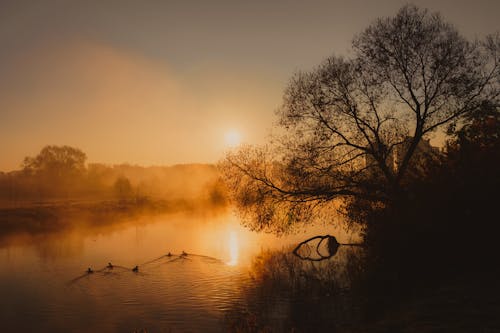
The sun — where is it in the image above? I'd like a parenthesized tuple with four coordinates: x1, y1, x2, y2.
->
(224, 129, 242, 147)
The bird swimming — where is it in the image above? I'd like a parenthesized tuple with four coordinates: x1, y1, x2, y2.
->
(132, 265, 139, 272)
(167, 252, 172, 257)
(87, 267, 94, 274)
(181, 251, 188, 256)
(107, 262, 113, 269)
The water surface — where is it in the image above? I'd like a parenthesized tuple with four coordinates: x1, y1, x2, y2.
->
(0, 209, 352, 332)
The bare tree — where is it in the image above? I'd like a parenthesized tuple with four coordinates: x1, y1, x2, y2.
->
(220, 5, 499, 233)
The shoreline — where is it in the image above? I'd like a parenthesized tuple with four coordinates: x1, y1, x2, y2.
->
(0, 198, 228, 238)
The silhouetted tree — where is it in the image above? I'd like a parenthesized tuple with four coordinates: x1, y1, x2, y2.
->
(22, 145, 87, 178)
(449, 100, 500, 153)
(221, 5, 499, 233)
(22, 145, 87, 197)
(113, 176, 133, 201)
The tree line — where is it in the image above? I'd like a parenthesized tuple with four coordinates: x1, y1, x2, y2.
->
(0, 145, 225, 206)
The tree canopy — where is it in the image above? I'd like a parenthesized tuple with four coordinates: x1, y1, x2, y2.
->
(22, 145, 87, 178)
(220, 5, 499, 234)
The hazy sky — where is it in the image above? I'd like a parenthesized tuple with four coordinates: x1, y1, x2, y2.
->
(1, 0, 499, 171)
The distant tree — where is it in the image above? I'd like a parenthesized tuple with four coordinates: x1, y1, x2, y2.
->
(21, 145, 87, 197)
(221, 5, 499, 233)
(22, 145, 87, 178)
(204, 179, 228, 206)
(113, 176, 133, 201)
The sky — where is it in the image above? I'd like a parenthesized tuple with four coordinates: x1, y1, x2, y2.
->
(0, 0, 499, 171)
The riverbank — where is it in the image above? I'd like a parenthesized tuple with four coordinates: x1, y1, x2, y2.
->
(223, 247, 500, 332)
(351, 271, 500, 333)
(0, 198, 228, 238)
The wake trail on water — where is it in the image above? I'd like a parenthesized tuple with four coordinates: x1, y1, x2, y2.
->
(67, 251, 223, 285)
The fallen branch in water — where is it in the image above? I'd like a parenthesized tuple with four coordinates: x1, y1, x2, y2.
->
(292, 235, 363, 261)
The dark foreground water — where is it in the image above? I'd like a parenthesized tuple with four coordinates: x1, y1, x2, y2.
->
(0, 209, 356, 332)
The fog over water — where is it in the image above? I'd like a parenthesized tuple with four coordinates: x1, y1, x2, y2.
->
(0, 207, 357, 332)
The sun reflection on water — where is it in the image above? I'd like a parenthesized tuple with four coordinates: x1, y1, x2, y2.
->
(227, 231, 239, 266)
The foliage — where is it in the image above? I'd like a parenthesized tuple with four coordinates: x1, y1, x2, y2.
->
(354, 100, 500, 283)
(220, 5, 499, 233)
(1, 148, 227, 207)
(22, 145, 87, 178)
(18, 145, 87, 197)
(225, 248, 365, 332)
(113, 176, 133, 200)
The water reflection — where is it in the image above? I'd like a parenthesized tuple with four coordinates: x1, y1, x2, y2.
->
(0, 208, 358, 332)
(225, 247, 365, 332)
(228, 231, 239, 266)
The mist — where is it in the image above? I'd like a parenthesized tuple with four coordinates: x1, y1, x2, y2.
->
(0, 145, 228, 244)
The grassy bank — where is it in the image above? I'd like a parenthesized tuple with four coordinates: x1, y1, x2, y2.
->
(0, 197, 228, 239)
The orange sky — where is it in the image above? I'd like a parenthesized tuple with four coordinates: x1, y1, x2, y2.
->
(0, 0, 498, 171)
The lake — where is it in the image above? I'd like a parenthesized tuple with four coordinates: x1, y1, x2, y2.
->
(0, 207, 356, 332)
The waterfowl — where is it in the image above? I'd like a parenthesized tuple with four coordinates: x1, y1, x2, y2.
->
(167, 252, 172, 257)
(181, 251, 188, 256)
(107, 262, 113, 269)
(87, 267, 94, 274)
(132, 265, 139, 272)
